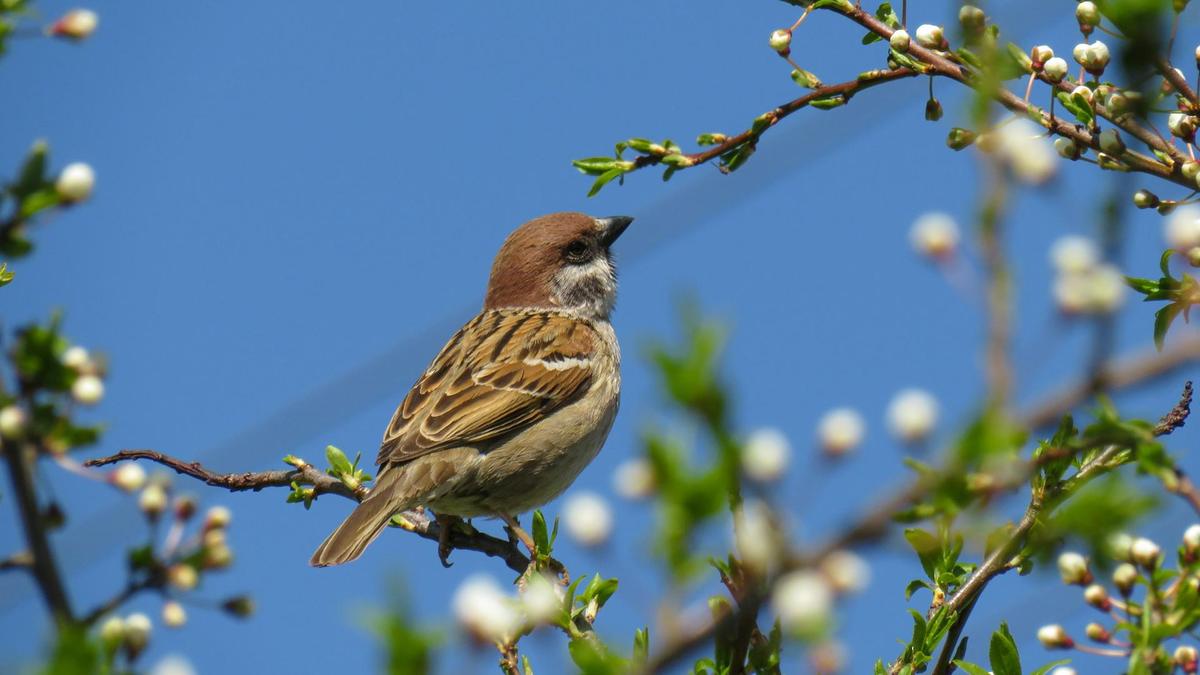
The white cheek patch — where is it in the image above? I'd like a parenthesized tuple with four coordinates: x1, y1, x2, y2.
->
(551, 257, 617, 319)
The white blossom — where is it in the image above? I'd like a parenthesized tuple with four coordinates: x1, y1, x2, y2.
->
(612, 457, 656, 500)
(909, 212, 960, 258)
(56, 162, 95, 202)
(817, 407, 865, 457)
(820, 549, 871, 594)
(742, 428, 791, 481)
(111, 463, 147, 493)
(772, 570, 832, 633)
(562, 491, 613, 547)
(161, 600, 187, 628)
(71, 374, 104, 405)
(1050, 236, 1099, 274)
(886, 389, 939, 443)
(914, 24, 944, 49)
(452, 574, 522, 641)
(1165, 206, 1200, 250)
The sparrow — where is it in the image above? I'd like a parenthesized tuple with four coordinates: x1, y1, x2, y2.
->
(311, 212, 632, 567)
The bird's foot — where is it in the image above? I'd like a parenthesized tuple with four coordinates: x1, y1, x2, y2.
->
(499, 513, 536, 554)
(434, 513, 463, 568)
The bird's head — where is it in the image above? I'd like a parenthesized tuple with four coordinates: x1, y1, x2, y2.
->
(484, 212, 633, 320)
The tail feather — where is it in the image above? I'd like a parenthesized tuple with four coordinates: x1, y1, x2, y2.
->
(310, 469, 408, 567)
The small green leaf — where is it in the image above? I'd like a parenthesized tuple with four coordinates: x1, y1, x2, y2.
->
(988, 622, 1022, 675)
(325, 445, 352, 474)
(0, 262, 12, 287)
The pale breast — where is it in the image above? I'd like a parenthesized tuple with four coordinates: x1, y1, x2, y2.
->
(429, 320, 621, 517)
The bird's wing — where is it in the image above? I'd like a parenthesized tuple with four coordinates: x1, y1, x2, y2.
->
(376, 309, 597, 466)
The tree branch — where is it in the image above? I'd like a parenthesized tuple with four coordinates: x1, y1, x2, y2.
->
(1, 441, 75, 627)
(83, 449, 534, 576)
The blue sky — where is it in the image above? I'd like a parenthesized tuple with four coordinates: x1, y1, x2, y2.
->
(2, 1, 1199, 673)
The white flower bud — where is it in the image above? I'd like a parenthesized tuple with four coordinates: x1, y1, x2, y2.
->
(890, 29, 910, 53)
(161, 600, 187, 628)
(61, 345, 91, 370)
(1075, 41, 1109, 74)
(914, 24, 945, 50)
(612, 457, 656, 499)
(887, 388, 939, 443)
(772, 570, 832, 633)
(203, 543, 233, 569)
(742, 428, 791, 481)
(0, 405, 28, 438)
(1098, 128, 1125, 155)
(1183, 523, 1200, 554)
(734, 500, 781, 574)
(820, 549, 870, 594)
(138, 483, 168, 518)
(1054, 137, 1081, 160)
(1087, 622, 1113, 642)
(1166, 206, 1200, 250)
(1043, 57, 1069, 82)
(1185, 162, 1200, 182)
(1131, 536, 1162, 568)
(769, 29, 792, 55)
(49, 9, 98, 40)
(1175, 645, 1198, 670)
(452, 574, 521, 642)
(1134, 189, 1160, 209)
(562, 491, 612, 547)
(996, 118, 1056, 183)
(1050, 668, 1078, 675)
(99, 615, 125, 648)
(1037, 624, 1074, 649)
(204, 505, 232, 530)
(1031, 45, 1054, 65)
(817, 407, 866, 457)
(1170, 111, 1197, 140)
(1073, 43, 1089, 65)
(1057, 551, 1091, 585)
(1054, 272, 1091, 315)
(1188, 246, 1200, 267)
(1050, 236, 1099, 274)
(909, 212, 960, 259)
(1113, 562, 1138, 594)
(123, 613, 152, 658)
(55, 162, 95, 202)
(1071, 85, 1094, 105)
(167, 564, 198, 591)
(1076, 1, 1100, 28)
(71, 374, 104, 405)
(1083, 584, 1111, 610)
(958, 6, 985, 32)
(1086, 264, 1126, 314)
(111, 463, 146, 493)
(520, 573, 564, 625)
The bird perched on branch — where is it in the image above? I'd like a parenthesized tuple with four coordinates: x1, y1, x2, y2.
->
(311, 212, 632, 567)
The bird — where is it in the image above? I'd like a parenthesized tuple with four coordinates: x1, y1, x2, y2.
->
(311, 212, 632, 567)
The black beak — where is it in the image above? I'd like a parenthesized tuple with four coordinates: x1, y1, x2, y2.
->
(597, 215, 634, 247)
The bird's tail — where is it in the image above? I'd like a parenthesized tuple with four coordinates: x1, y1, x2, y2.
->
(310, 467, 409, 567)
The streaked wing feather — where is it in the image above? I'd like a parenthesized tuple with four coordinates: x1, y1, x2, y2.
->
(377, 310, 595, 466)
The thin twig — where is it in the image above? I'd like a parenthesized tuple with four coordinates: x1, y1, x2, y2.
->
(84, 449, 534, 576)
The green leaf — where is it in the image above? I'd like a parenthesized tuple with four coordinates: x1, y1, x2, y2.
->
(904, 528, 941, 579)
(0, 262, 12, 287)
(325, 445, 352, 475)
(790, 68, 823, 88)
(1030, 661, 1070, 675)
(810, 94, 846, 110)
(988, 622, 1022, 675)
(532, 510, 550, 554)
(1154, 303, 1183, 350)
(587, 167, 625, 197)
(1055, 91, 1094, 126)
(11, 140, 48, 201)
(572, 157, 622, 175)
(954, 662, 992, 675)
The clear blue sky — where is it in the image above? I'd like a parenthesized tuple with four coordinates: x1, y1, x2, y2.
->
(2, 1, 1198, 672)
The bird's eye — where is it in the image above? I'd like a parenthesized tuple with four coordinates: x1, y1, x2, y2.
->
(564, 240, 591, 263)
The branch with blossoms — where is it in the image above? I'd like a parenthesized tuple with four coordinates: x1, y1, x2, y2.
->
(575, 0, 1200, 349)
